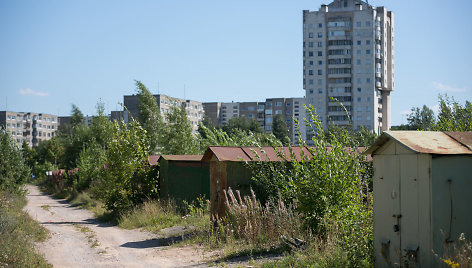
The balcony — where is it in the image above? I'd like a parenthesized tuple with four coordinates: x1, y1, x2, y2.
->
(376, 72, 382, 78)
(328, 73, 351, 79)
(376, 81, 382, 88)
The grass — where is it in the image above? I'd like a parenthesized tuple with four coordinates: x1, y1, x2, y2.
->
(118, 198, 210, 234)
(73, 224, 100, 248)
(0, 190, 51, 267)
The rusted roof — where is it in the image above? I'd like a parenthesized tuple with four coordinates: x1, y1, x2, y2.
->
(148, 155, 161, 166)
(202, 146, 315, 162)
(366, 131, 472, 155)
(160, 155, 203, 161)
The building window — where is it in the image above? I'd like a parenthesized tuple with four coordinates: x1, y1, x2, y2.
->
(319, 89, 323, 94)
(318, 23, 322, 28)
(276, 102, 283, 107)
(275, 110, 282, 115)
(309, 89, 314, 94)
(309, 42, 314, 47)
(366, 49, 371, 54)
(318, 60, 322, 65)
(366, 21, 371, 27)
(309, 23, 314, 29)
(317, 42, 322, 47)
(318, 70, 322, 75)
(357, 50, 361, 55)
(356, 21, 361, 27)
(366, 78, 371, 83)
(309, 32, 314, 38)
(309, 70, 314, 75)
(357, 40, 361, 45)
(309, 52, 314, 57)
(357, 107, 362, 112)
(357, 59, 361, 65)
(365, 59, 371, 65)
(357, 116, 362, 121)
(318, 32, 322, 37)
(309, 61, 314, 65)
(357, 88, 361, 92)
(357, 78, 362, 84)
(317, 51, 322, 56)
(357, 97, 361, 102)
(309, 79, 314, 85)
(318, 79, 322, 85)
(366, 40, 371, 45)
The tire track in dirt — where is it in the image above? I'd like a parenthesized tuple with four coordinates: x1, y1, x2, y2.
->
(23, 185, 209, 268)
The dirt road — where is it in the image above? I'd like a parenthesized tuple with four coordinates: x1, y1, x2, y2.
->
(23, 185, 210, 268)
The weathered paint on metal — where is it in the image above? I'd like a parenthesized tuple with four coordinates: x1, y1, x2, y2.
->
(202, 146, 314, 162)
(366, 131, 472, 155)
(158, 156, 209, 202)
(148, 155, 160, 166)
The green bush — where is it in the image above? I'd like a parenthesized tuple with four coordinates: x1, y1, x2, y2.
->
(248, 106, 373, 265)
(0, 129, 31, 192)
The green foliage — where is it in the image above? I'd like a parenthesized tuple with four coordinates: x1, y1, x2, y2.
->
(407, 105, 436, 130)
(248, 106, 373, 265)
(197, 124, 282, 153)
(135, 80, 165, 154)
(91, 119, 158, 213)
(272, 114, 291, 145)
(0, 129, 31, 192)
(161, 105, 199, 155)
(222, 116, 263, 134)
(71, 104, 85, 128)
(0, 191, 51, 267)
(435, 95, 472, 131)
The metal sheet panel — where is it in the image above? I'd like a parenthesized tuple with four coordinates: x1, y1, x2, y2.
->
(400, 154, 420, 265)
(367, 131, 472, 155)
(374, 155, 401, 267)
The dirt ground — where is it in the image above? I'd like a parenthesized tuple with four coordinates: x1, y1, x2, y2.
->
(23, 185, 212, 268)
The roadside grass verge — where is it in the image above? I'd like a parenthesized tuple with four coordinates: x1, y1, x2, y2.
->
(0, 190, 51, 267)
(118, 198, 210, 234)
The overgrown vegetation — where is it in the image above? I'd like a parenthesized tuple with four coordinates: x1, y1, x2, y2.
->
(0, 129, 51, 267)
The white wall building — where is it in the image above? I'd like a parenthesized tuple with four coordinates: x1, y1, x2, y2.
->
(303, 0, 394, 135)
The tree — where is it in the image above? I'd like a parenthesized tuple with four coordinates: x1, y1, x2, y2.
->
(272, 114, 290, 145)
(222, 116, 263, 134)
(407, 105, 436, 130)
(435, 95, 472, 131)
(0, 129, 30, 191)
(162, 105, 198, 155)
(135, 80, 164, 154)
(71, 104, 85, 128)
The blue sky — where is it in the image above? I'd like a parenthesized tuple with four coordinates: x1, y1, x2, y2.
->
(0, 0, 471, 126)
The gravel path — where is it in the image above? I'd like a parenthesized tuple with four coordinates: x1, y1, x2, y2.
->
(23, 185, 210, 268)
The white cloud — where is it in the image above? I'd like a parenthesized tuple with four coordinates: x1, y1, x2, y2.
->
(18, 88, 49, 97)
(432, 82, 467, 93)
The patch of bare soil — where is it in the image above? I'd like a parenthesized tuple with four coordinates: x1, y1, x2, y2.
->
(23, 185, 210, 268)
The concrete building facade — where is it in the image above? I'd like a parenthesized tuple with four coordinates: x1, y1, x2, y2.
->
(303, 0, 394, 134)
(0, 111, 58, 147)
(123, 94, 204, 133)
(203, 97, 307, 143)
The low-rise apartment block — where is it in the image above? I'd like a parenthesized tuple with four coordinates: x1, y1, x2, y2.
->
(0, 111, 58, 147)
(203, 97, 307, 143)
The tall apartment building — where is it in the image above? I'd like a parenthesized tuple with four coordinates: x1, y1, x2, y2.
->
(0, 111, 58, 147)
(123, 94, 204, 133)
(303, 0, 394, 134)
